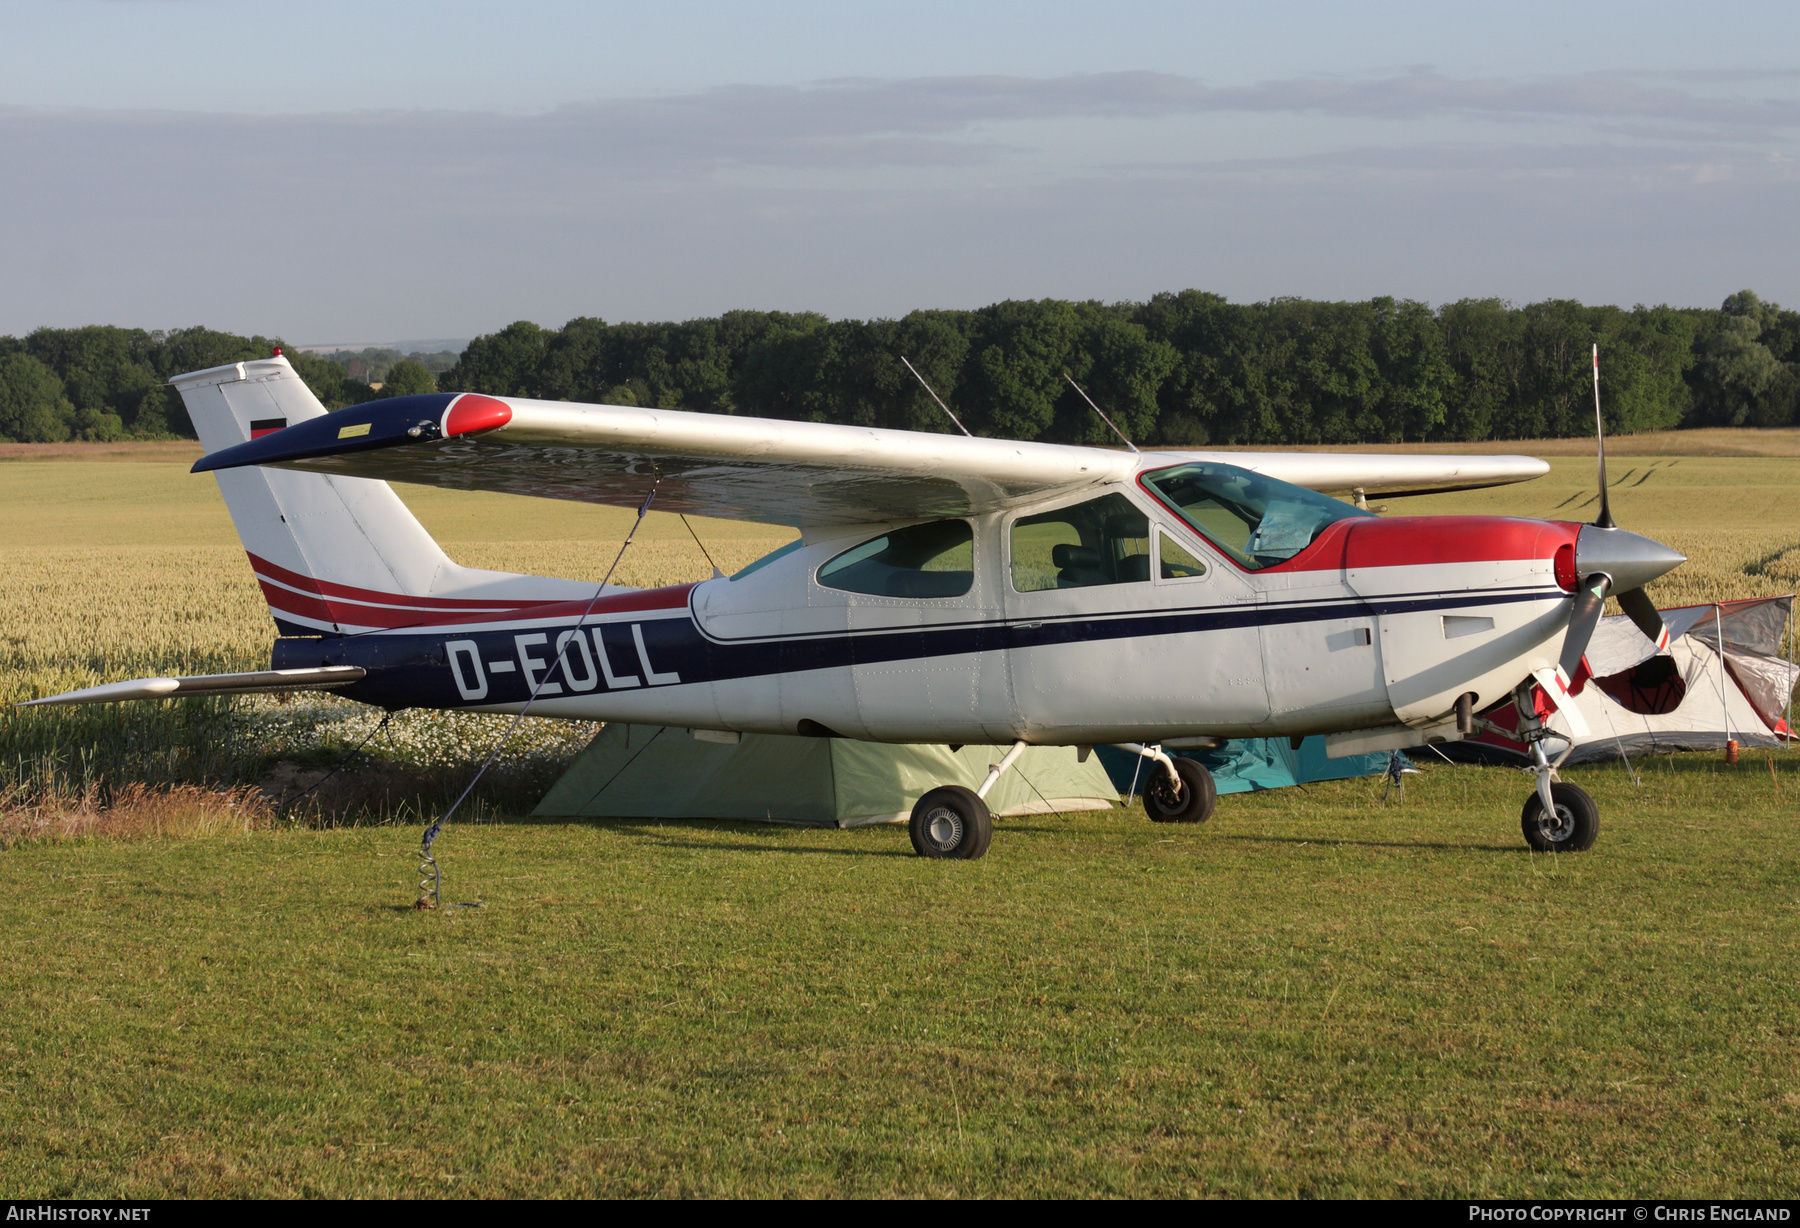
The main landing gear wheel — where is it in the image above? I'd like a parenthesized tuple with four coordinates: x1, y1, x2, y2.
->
(909, 786, 993, 860)
(1521, 781, 1599, 853)
(1145, 757, 1217, 824)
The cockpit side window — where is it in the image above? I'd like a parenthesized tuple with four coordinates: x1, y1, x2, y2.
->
(1010, 493, 1151, 592)
(1140, 462, 1372, 571)
(817, 519, 974, 598)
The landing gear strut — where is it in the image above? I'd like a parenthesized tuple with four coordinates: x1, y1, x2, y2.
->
(1116, 742, 1217, 824)
(909, 740, 1029, 859)
(1515, 686, 1599, 853)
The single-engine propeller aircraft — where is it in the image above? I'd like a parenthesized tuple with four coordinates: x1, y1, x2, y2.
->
(27, 349, 1684, 858)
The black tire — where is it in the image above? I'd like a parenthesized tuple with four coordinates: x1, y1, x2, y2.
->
(909, 786, 993, 860)
(1521, 781, 1599, 853)
(1144, 757, 1217, 824)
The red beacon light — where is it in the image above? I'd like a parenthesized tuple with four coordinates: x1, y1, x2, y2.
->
(272, 346, 284, 357)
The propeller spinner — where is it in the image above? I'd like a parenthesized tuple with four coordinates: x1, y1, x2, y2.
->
(1555, 346, 1684, 685)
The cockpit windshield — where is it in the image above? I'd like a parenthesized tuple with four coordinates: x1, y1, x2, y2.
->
(1139, 462, 1373, 570)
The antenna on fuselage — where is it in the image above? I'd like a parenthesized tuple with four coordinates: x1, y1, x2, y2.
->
(1063, 372, 1138, 453)
(900, 356, 973, 438)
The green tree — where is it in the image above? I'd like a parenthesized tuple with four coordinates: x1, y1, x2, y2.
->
(0, 353, 75, 442)
(1060, 309, 1177, 446)
(888, 311, 975, 434)
(378, 359, 436, 398)
(963, 300, 1085, 440)
(1438, 298, 1523, 440)
(726, 312, 835, 420)
(23, 326, 160, 434)
(439, 321, 549, 397)
(284, 349, 373, 410)
(1592, 305, 1695, 433)
(538, 317, 613, 403)
(1686, 292, 1795, 427)
(1133, 290, 1242, 445)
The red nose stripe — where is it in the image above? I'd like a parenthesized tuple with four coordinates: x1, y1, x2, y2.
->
(443, 394, 512, 438)
(1244, 515, 1581, 575)
(1341, 517, 1580, 569)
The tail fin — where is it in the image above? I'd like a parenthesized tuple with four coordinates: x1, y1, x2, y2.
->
(174, 356, 593, 635)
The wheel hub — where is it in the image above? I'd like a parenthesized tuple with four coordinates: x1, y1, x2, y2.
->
(925, 806, 964, 851)
(1535, 802, 1576, 842)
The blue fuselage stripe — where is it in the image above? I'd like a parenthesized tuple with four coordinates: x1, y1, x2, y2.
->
(272, 585, 1560, 711)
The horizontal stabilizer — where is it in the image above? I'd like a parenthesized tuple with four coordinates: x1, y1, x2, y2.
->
(18, 667, 366, 707)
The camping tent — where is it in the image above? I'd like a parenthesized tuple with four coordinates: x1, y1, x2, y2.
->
(1451, 594, 1797, 765)
(533, 724, 1120, 826)
(1094, 736, 1401, 796)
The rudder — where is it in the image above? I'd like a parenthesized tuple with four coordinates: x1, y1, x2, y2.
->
(173, 355, 593, 635)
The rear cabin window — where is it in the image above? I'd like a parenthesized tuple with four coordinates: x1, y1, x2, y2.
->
(1010, 493, 1152, 592)
(817, 520, 975, 598)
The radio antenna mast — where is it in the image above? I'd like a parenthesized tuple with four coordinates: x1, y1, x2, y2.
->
(1064, 372, 1138, 453)
(901, 356, 973, 437)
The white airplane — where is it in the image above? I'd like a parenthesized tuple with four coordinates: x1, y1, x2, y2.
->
(27, 353, 1683, 860)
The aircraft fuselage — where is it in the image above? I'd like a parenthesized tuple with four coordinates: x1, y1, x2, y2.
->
(272, 481, 1583, 749)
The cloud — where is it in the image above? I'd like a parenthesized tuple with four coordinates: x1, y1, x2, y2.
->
(5, 66, 1795, 188)
(0, 70, 1796, 336)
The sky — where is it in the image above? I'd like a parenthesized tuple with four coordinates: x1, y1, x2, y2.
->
(2, 0, 1797, 343)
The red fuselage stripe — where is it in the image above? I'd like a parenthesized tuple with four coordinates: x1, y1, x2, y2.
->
(256, 575, 696, 630)
(246, 551, 570, 611)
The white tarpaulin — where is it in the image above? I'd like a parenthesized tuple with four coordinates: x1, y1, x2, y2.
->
(1457, 595, 1797, 764)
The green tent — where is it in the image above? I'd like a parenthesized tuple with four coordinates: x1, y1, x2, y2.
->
(533, 725, 1120, 827)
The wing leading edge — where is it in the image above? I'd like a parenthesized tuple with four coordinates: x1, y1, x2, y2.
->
(188, 374, 1548, 530)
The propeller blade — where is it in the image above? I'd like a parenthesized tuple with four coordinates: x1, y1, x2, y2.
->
(1591, 344, 1615, 529)
(1615, 586, 1672, 651)
(1559, 576, 1608, 682)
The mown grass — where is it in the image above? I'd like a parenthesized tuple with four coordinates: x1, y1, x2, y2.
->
(2, 759, 1797, 1197)
(0, 439, 1797, 1197)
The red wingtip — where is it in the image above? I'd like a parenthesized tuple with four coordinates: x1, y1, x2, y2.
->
(442, 394, 513, 438)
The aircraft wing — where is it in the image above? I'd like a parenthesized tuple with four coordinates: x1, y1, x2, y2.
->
(190, 385, 1548, 530)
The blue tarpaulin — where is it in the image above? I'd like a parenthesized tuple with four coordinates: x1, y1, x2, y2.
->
(1093, 736, 1400, 796)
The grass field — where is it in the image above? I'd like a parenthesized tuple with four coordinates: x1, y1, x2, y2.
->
(1, 437, 1797, 1197)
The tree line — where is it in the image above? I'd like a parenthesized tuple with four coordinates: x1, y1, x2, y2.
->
(0, 328, 441, 442)
(3, 291, 1795, 446)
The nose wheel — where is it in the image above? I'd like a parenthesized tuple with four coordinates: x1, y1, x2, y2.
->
(1521, 780, 1599, 852)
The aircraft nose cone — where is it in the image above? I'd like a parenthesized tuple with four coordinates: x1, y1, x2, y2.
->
(1574, 524, 1686, 592)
